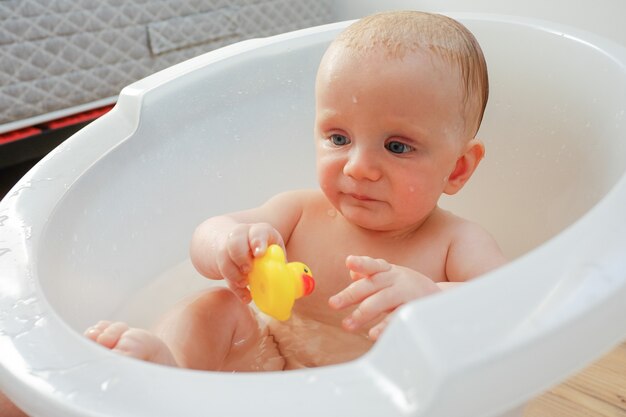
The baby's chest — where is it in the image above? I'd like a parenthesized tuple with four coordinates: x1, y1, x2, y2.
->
(288, 222, 450, 295)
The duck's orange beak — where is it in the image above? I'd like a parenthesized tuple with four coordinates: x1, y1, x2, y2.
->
(301, 273, 315, 296)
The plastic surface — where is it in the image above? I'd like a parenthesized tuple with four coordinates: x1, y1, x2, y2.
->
(0, 9, 625, 417)
(249, 244, 315, 321)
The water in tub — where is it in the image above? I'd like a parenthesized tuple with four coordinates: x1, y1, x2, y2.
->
(113, 260, 364, 369)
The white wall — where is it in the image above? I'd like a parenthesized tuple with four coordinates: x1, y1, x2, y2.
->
(331, 0, 626, 44)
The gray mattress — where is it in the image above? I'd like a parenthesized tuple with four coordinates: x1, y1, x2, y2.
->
(0, 0, 332, 132)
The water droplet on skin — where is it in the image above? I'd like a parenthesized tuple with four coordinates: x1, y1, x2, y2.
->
(327, 209, 337, 217)
(408, 186, 415, 193)
(232, 337, 247, 347)
(352, 96, 358, 104)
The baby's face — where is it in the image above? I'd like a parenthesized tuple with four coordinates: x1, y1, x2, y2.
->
(314, 45, 468, 232)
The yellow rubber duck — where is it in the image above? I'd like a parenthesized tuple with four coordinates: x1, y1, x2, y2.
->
(248, 244, 315, 321)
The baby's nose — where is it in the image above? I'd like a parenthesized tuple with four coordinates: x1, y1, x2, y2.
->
(343, 148, 382, 181)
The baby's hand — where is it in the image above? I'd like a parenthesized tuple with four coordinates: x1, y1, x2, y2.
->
(216, 223, 284, 302)
(328, 256, 440, 340)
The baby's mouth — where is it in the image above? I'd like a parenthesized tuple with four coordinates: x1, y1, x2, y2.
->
(347, 193, 378, 202)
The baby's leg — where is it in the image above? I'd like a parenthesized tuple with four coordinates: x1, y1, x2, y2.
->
(152, 287, 277, 371)
(86, 287, 278, 371)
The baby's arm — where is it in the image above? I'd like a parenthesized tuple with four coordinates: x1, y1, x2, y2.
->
(330, 222, 506, 340)
(189, 191, 306, 301)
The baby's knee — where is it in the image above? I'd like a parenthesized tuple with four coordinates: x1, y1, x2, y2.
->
(195, 287, 245, 310)
(188, 287, 254, 325)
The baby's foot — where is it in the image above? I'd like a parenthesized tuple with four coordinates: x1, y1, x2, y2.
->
(85, 320, 178, 367)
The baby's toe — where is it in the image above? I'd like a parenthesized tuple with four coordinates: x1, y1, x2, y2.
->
(113, 329, 154, 359)
(94, 322, 130, 349)
(84, 320, 112, 341)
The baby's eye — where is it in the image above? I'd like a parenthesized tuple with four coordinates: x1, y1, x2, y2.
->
(385, 140, 414, 154)
(329, 134, 350, 146)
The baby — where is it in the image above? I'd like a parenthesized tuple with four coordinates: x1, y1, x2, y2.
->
(85, 11, 506, 371)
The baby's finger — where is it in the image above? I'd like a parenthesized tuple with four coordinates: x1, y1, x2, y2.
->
(329, 277, 385, 310)
(368, 315, 392, 341)
(349, 269, 368, 281)
(226, 281, 252, 304)
(342, 287, 401, 331)
(226, 227, 254, 277)
(248, 223, 284, 257)
(346, 256, 391, 277)
(217, 255, 248, 288)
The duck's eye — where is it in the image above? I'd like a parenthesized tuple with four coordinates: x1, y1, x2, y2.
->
(385, 140, 413, 154)
(304, 268, 309, 273)
(330, 134, 350, 146)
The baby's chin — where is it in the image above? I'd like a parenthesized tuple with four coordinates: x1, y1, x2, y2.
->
(336, 206, 397, 232)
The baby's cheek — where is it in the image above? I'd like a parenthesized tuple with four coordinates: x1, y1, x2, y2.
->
(316, 164, 331, 189)
(317, 180, 331, 198)
(397, 179, 421, 200)
(317, 168, 338, 196)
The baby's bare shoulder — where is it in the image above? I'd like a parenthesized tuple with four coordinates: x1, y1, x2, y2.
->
(261, 189, 323, 212)
(269, 189, 324, 204)
(432, 208, 485, 235)
(262, 189, 331, 226)
(425, 208, 482, 237)
(438, 210, 507, 281)
(279, 189, 331, 212)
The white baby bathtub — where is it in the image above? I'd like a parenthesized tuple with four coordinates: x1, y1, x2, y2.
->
(1, 11, 626, 417)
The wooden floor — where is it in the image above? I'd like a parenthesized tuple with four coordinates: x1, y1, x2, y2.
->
(525, 341, 626, 417)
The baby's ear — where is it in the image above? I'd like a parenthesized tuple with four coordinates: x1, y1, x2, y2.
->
(443, 139, 485, 195)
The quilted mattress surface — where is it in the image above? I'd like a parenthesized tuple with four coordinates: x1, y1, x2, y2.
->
(0, 0, 332, 130)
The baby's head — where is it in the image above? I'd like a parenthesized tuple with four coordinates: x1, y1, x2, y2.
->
(317, 10, 488, 141)
(314, 11, 490, 232)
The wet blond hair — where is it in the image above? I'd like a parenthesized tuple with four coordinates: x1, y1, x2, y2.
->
(333, 11, 489, 138)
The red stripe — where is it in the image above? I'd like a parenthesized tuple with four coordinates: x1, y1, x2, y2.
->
(0, 104, 115, 145)
(44, 105, 114, 130)
(0, 127, 43, 144)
